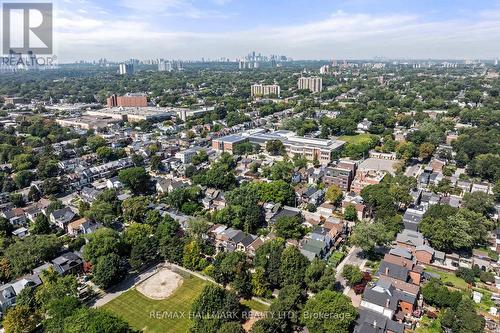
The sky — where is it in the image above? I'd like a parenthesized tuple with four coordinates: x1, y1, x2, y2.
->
(9, 0, 500, 62)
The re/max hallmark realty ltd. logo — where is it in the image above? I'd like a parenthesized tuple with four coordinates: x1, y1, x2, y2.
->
(2, 2, 56, 69)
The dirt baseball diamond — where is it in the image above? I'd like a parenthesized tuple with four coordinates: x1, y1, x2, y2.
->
(136, 267, 184, 300)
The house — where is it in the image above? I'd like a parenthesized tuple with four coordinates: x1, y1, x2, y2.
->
(341, 192, 366, 221)
(357, 118, 372, 132)
(12, 227, 28, 239)
(155, 178, 188, 194)
(0, 274, 42, 314)
(80, 186, 102, 203)
(308, 189, 325, 206)
(1, 208, 26, 226)
(106, 176, 123, 189)
(23, 205, 42, 222)
(211, 226, 257, 253)
(67, 218, 99, 236)
(415, 245, 438, 264)
(246, 238, 264, 258)
(269, 206, 301, 225)
(379, 254, 423, 285)
(402, 206, 425, 231)
(300, 238, 329, 261)
(49, 207, 77, 229)
(396, 229, 425, 253)
(354, 308, 404, 333)
(51, 252, 83, 275)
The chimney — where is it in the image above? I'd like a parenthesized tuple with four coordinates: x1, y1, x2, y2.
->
(385, 299, 390, 308)
(385, 267, 389, 275)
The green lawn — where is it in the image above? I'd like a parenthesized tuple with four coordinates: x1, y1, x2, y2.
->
(240, 299, 270, 312)
(103, 275, 207, 333)
(338, 134, 376, 144)
(416, 315, 443, 333)
(424, 267, 468, 290)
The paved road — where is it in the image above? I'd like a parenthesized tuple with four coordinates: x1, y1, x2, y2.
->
(336, 247, 364, 282)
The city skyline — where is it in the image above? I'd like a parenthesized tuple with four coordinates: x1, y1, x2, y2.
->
(12, 0, 500, 62)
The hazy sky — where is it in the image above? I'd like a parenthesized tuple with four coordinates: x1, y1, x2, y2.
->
(31, 0, 500, 61)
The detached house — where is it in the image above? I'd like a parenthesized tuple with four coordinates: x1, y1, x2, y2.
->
(50, 207, 77, 229)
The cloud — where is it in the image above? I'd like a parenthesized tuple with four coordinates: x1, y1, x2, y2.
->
(52, 4, 500, 62)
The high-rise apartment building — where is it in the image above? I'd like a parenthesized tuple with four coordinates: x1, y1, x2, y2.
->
(119, 63, 134, 75)
(158, 61, 173, 72)
(251, 84, 280, 97)
(298, 77, 323, 93)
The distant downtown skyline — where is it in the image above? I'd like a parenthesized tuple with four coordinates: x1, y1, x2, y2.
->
(21, 0, 500, 62)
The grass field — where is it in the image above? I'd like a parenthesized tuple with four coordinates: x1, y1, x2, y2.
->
(424, 267, 469, 290)
(338, 133, 376, 144)
(240, 299, 269, 312)
(103, 274, 207, 333)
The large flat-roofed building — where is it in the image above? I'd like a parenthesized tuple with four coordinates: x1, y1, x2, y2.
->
(298, 77, 323, 93)
(212, 135, 249, 153)
(56, 116, 120, 130)
(251, 84, 280, 97)
(214, 129, 345, 165)
(85, 107, 174, 123)
(107, 93, 147, 108)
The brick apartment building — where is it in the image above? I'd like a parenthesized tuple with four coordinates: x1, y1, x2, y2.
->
(323, 160, 357, 191)
(107, 93, 148, 108)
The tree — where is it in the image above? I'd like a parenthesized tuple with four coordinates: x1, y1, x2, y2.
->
(441, 297, 485, 333)
(183, 240, 203, 270)
(257, 285, 307, 333)
(30, 213, 51, 234)
(156, 216, 185, 264)
(418, 142, 435, 160)
(349, 221, 392, 253)
(43, 295, 82, 333)
(144, 209, 162, 228)
(421, 278, 462, 308)
(122, 196, 150, 223)
(325, 185, 343, 205)
(252, 180, 296, 206)
(252, 267, 271, 297)
(92, 253, 125, 289)
(87, 135, 107, 152)
(341, 264, 363, 286)
(129, 235, 157, 270)
(216, 322, 244, 333)
(343, 204, 357, 221)
(266, 140, 285, 155)
(83, 228, 123, 264)
(419, 208, 492, 252)
(275, 216, 305, 240)
(4, 234, 62, 278)
(279, 246, 310, 287)
(3, 305, 40, 333)
(9, 192, 24, 207)
(150, 155, 163, 171)
(301, 290, 356, 333)
(190, 284, 241, 333)
(13, 170, 34, 189)
(254, 239, 285, 289)
(463, 191, 495, 216)
(64, 307, 132, 333)
(305, 258, 336, 292)
(118, 167, 151, 194)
